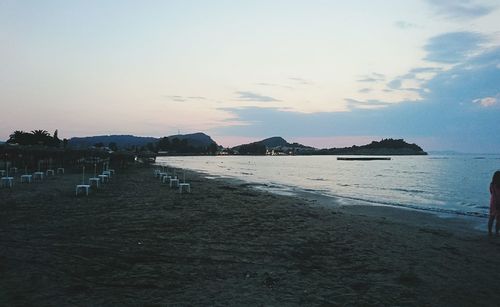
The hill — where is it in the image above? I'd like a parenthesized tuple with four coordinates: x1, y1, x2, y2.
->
(232, 136, 314, 154)
(167, 132, 217, 147)
(312, 138, 427, 155)
(68, 135, 158, 149)
(68, 132, 219, 150)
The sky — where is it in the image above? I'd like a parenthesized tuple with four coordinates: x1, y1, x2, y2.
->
(0, 0, 499, 152)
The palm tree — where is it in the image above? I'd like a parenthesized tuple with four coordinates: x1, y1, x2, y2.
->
(31, 130, 51, 145)
(7, 130, 31, 145)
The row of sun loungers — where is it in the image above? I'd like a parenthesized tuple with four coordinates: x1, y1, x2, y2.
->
(75, 165, 115, 196)
(0, 167, 65, 188)
(154, 167, 191, 193)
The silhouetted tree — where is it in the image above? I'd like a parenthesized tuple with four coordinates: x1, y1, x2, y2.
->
(31, 130, 52, 146)
(52, 129, 61, 147)
(7, 130, 32, 145)
(157, 137, 171, 151)
(108, 142, 118, 151)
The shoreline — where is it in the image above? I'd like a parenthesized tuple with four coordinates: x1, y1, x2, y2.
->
(2, 164, 500, 305)
(182, 166, 487, 234)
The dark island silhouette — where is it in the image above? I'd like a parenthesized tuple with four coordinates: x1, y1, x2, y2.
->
(230, 137, 427, 156)
(3, 130, 427, 156)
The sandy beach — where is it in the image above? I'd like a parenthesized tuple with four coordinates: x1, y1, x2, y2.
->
(1, 164, 500, 306)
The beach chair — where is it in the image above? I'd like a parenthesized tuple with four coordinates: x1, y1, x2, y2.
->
(178, 172, 191, 193)
(1, 176, 14, 188)
(33, 171, 44, 181)
(76, 166, 91, 196)
(20, 175, 32, 183)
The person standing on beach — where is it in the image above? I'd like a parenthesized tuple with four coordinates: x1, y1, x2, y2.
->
(488, 171, 500, 236)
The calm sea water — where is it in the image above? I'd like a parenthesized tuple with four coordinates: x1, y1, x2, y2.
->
(157, 155, 500, 218)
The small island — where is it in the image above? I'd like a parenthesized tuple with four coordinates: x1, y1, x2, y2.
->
(230, 137, 427, 156)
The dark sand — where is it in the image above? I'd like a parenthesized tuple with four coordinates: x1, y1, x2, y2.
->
(1, 165, 500, 306)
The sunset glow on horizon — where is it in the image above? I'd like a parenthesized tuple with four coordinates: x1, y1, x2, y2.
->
(1, 0, 499, 152)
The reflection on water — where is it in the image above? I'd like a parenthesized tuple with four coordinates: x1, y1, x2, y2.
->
(157, 155, 500, 218)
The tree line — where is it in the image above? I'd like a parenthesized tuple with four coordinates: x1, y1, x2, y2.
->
(6, 130, 67, 148)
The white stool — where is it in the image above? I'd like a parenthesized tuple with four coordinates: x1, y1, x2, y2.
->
(1, 177, 14, 188)
(162, 175, 173, 183)
(179, 183, 191, 193)
(154, 169, 161, 177)
(20, 174, 32, 183)
(89, 177, 100, 188)
(159, 172, 167, 180)
(76, 184, 91, 196)
(46, 169, 55, 176)
(98, 174, 109, 183)
(33, 172, 44, 180)
(57, 168, 65, 174)
(103, 170, 111, 178)
(169, 178, 179, 188)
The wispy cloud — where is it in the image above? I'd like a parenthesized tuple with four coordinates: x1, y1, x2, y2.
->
(424, 32, 486, 63)
(235, 91, 280, 102)
(394, 21, 418, 29)
(256, 82, 294, 89)
(345, 98, 391, 110)
(164, 95, 207, 102)
(387, 79, 402, 90)
(473, 96, 498, 107)
(357, 73, 385, 83)
(165, 95, 187, 102)
(288, 77, 313, 85)
(214, 47, 500, 152)
(425, 0, 495, 20)
(358, 88, 372, 93)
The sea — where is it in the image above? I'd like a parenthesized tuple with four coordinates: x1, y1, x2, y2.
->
(156, 155, 500, 219)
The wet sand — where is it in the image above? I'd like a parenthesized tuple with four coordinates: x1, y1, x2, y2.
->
(1, 165, 500, 306)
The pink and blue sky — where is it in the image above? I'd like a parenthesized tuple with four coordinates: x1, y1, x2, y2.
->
(1, 0, 499, 152)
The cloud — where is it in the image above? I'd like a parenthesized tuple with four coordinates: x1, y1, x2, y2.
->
(165, 95, 186, 102)
(256, 82, 294, 89)
(164, 95, 207, 102)
(423, 32, 486, 63)
(345, 98, 391, 110)
(214, 47, 500, 152)
(235, 91, 280, 102)
(425, 0, 495, 19)
(387, 79, 402, 89)
(394, 21, 418, 29)
(473, 96, 498, 107)
(288, 77, 313, 85)
(358, 88, 372, 93)
(357, 73, 385, 83)
(410, 67, 442, 74)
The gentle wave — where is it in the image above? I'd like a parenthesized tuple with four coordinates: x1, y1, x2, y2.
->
(157, 155, 498, 219)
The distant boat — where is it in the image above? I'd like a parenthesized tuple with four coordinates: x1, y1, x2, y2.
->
(337, 157, 391, 161)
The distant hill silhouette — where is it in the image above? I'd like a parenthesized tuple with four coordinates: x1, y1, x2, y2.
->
(68, 135, 157, 149)
(167, 132, 217, 148)
(68, 132, 218, 150)
(232, 136, 314, 154)
(311, 138, 427, 155)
